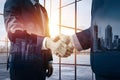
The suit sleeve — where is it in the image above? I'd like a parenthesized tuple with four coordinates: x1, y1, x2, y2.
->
(4, 0, 45, 50)
(72, 28, 92, 51)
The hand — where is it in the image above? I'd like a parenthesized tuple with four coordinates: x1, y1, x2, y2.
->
(46, 64, 53, 77)
(45, 37, 68, 56)
(45, 37, 72, 57)
(53, 34, 74, 57)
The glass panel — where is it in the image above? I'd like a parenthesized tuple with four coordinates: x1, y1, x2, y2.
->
(77, 0, 92, 30)
(0, 16, 7, 41)
(61, 27, 75, 35)
(0, 41, 8, 63)
(61, 0, 74, 7)
(61, 4, 75, 28)
(77, 66, 93, 80)
(61, 65, 74, 80)
(39, 0, 44, 6)
(0, 0, 5, 13)
(46, 0, 59, 38)
(76, 54, 90, 65)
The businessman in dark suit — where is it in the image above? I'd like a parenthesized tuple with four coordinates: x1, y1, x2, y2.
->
(3, 0, 68, 80)
(58, 0, 120, 80)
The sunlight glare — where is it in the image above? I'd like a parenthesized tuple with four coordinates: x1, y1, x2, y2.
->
(49, 22, 59, 38)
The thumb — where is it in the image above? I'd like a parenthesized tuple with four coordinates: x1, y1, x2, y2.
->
(52, 35, 60, 42)
(52, 34, 68, 42)
(59, 34, 70, 44)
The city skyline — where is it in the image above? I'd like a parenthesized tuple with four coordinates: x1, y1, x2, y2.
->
(94, 24, 120, 52)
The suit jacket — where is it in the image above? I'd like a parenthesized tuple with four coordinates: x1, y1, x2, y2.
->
(73, 0, 120, 78)
(4, 0, 52, 69)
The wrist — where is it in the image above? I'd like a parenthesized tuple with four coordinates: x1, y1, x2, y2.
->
(45, 37, 54, 50)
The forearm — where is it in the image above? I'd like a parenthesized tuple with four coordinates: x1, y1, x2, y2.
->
(72, 28, 92, 51)
(71, 34, 83, 51)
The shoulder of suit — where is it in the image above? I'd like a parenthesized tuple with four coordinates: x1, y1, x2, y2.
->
(39, 4, 47, 13)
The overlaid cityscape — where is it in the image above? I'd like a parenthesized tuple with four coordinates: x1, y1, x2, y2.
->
(94, 24, 120, 52)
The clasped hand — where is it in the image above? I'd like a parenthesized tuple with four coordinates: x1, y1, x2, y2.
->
(46, 34, 74, 57)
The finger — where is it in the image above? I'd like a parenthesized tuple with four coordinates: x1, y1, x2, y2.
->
(61, 53, 71, 57)
(57, 54, 69, 57)
(63, 53, 71, 57)
(67, 43, 74, 50)
(67, 47, 73, 53)
(55, 43, 67, 55)
(64, 52, 72, 57)
(55, 52, 58, 55)
(59, 34, 70, 44)
(55, 46, 72, 57)
(58, 51, 72, 57)
(67, 48, 73, 53)
(55, 50, 65, 57)
(56, 52, 67, 57)
(56, 52, 65, 57)
(52, 35, 60, 42)
(66, 51, 72, 55)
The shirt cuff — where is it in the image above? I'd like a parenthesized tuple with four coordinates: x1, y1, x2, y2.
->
(71, 34, 83, 51)
(41, 37, 48, 50)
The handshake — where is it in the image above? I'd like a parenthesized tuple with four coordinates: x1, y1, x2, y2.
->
(46, 34, 74, 57)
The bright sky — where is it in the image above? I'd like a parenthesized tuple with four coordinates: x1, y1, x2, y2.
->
(0, 0, 92, 39)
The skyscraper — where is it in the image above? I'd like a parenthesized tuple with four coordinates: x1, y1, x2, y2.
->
(118, 39, 120, 50)
(99, 37, 105, 50)
(93, 24, 98, 51)
(113, 35, 119, 49)
(105, 25, 113, 50)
